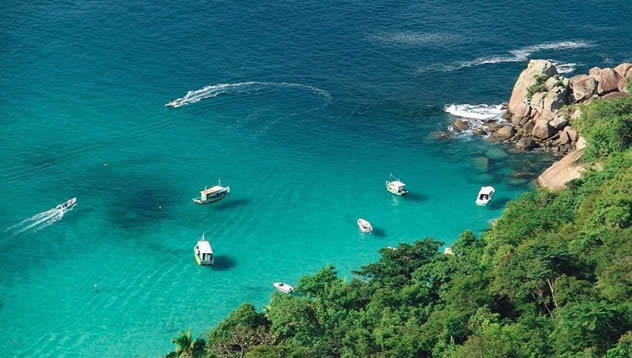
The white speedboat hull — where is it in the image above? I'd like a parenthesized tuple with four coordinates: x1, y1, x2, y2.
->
(273, 282, 294, 294)
(357, 218, 373, 233)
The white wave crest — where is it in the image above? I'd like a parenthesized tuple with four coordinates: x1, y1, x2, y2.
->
(444, 104, 507, 137)
(371, 31, 463, 46)
(166, 81, 332, 108)
(445, 104, 505, 120)
(418, 40, 593, 73)
(548, 59, 578, 74)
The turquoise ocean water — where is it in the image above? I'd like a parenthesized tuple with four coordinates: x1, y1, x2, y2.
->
(1, 1, 631, 356)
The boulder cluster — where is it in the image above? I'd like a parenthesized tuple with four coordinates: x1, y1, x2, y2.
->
(451, 60, 631, 155)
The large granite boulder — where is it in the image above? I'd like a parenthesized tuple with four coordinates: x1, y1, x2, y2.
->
(543, 85, 570, 111)
(532, 119, 554, 139)
(490, 125, 516, 141)
(570, 74, 597, 102)
(516, 137, 536, 150)
(508, 60, 558, 125)
(536, 136, 589, 191)
(549, 113, 569, 130)
(614, 63, 632, 78)
(452, 119, 470, 130)
(618, 67, 632, 93)
(589, 67, 620, 95)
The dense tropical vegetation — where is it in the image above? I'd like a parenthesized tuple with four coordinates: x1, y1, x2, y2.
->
(167, 91, 632, 358)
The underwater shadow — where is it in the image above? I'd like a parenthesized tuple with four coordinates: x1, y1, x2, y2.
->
(404, 193, 427, 202)
(214, 199, 251, 211)
(489, 198, 511, 210)
(372, 228, 386, 238)
(212, 255, 237, 271)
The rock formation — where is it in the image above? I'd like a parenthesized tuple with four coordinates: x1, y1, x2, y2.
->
(449, 60, 631, 156)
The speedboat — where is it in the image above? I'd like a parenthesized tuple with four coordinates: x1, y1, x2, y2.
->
(475, 186, 495, 206)
(273, 282, 294, 294)
(56, 197, 77, 210)
(194, 233, 214, 266)
(357, 218, 373, 233)
(193, 181, 230, 204)
(165, 98, 184, 107)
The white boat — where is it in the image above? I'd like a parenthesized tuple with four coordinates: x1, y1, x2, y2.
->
(165, 98, 184, 107)
(273, 282, 294, 294)
(386, 179, 408, 195)
(194, 233, 214, 266)
(475, 186, 495, 206)
(55, 197, 77, 210)
(193, 181, 230, 204)
(357, 218, 373, 233)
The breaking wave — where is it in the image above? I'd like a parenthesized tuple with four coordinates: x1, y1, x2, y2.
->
(548, 59, 578, 74)
(444, 104, 508, 137)
(418, 40, 593, 73)
(166, 82, 332, 108)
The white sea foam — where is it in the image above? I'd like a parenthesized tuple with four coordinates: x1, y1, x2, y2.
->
(418, 40, 593, 73)
(548, 59, 578, 74)
(166, 81, 332, 108)
(444, 104, 507, 137)
(371, 31, 463, 46)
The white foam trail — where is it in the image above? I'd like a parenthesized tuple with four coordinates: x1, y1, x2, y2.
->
(371, 31, 463, 46)
(166, 81, 332, 108)
(444, 104, 507, 137)
(6, 204, 75, 236)
(418, 40, 593, 73)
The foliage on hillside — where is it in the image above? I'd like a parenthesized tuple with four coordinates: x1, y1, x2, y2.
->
(167, 94, 632, 358)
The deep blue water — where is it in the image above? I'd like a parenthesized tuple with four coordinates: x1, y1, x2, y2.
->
(1, 0, 631, 356)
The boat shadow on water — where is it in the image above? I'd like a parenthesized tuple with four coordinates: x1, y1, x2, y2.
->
(213, 199, 251, 211)
(488, 197, 511, 210)
(372, 228, 386, 238)
(212, 255, 237, 271)
(403, 193, 427, 202)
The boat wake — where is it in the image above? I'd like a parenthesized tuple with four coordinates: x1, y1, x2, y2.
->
(166, 81, 332, 108)
(6, 203, 76, 236)
(370, 31, 463, 47)
(417, 40, 593, 73)
(444, 104, 507, 137)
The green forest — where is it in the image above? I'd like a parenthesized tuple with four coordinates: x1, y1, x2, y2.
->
(166, 89, 632, 358)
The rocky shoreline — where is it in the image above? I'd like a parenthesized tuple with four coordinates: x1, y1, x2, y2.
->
(449, 60, 631, 156)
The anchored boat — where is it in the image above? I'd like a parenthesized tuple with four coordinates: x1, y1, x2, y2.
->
(357, 218, 373, 233)
(193, 181, 230, 204)
(475, 186, 495, 206)
(194, 233, 214, 266)
(273, 282, 294, 294)
(386, 174, 408, 195)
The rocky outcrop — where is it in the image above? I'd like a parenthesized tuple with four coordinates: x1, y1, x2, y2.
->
(500, 60, 629, 155)
(452, 119, 470, 130)
(536, 137, 588, 191)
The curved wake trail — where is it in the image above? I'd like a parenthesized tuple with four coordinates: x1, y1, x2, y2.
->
(6, 204, 75, 237)
(166, 81, 332, 108)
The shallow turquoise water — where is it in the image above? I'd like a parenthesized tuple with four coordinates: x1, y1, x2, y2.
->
(1, 0, 631, 356)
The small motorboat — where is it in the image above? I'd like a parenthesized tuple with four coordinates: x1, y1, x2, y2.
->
(475, 186, 495, 206)
(273, 282, 294, 294)
(165, 98, 184, 107)
(193, 180, 230, 204)
(56, 197, 77, 210)
(194, 233, 214, 266)
(357, 218, 373, 233)
(386, 175, 408, 195)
